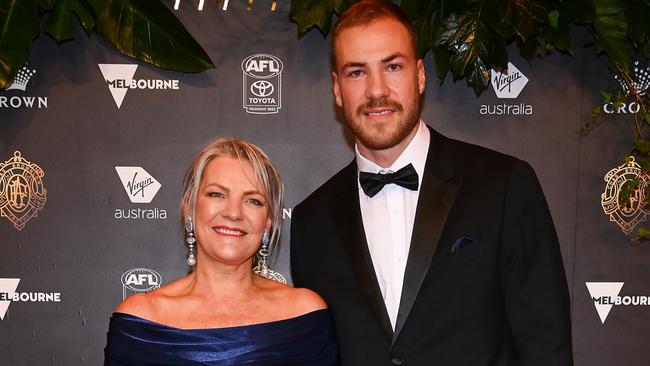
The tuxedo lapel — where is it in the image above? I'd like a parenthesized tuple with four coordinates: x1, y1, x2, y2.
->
(392, 128, 462, 344)
(327, 161, 394, 339)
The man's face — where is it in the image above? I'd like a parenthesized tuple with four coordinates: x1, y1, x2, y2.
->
(332, 17, 425, 152)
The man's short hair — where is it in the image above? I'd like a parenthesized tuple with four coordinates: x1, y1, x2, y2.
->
(331, 0, 418, 68)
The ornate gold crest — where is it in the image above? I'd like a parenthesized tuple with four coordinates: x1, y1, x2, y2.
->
(601, 156, 650, 235)
(0, 151, 47, 230)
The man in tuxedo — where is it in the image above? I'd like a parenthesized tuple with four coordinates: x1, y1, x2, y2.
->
(290, 1, 573, 365)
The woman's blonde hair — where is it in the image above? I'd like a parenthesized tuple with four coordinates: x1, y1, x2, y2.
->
(180, 137, 284, 256)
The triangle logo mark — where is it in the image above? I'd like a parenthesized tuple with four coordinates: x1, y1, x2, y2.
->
(586, 282, 624, 324)
(0, 279, 20, 320)
(98, 64, 138, 109)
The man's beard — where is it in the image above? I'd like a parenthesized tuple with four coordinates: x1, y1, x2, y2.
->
(344, 96, 420, 150)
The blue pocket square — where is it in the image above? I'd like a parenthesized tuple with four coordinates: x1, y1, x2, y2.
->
(450, 236, 476, 253)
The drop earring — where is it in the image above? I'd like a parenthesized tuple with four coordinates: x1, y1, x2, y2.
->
(253, 229, 286, 284)
(185, 218, 196, 266)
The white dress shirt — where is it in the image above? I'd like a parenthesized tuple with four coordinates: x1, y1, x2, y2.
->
(355, 121, 430, 329)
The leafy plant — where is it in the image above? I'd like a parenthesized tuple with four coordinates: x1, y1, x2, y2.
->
(0, 0, 214, 89)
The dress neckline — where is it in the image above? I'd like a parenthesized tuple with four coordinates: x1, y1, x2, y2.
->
(111, 308, 328, 331)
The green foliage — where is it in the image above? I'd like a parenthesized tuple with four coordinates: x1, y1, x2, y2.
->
(95, 0, 213, 72)
(290, 0, 355, 37)
(543, 0, 592, 53)
(0, 0, 41, 89)
(437, 2, 508, 95)
(634, 138, 650, 153)
(592, 0, 630, 70)
(408, 0, 450, 81)
(639, 157, 650, 171)
(503, 0, 548, 42)
(626, 0, 650, 47)
(44, 0, 95, 43)
(636, 227, 650, 241)
(0, 0, 213, 88)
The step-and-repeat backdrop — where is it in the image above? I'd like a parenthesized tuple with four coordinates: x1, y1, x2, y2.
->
(1, 2, 649, 365)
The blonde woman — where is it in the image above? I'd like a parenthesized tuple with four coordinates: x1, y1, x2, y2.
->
(105, 138, 339, 365)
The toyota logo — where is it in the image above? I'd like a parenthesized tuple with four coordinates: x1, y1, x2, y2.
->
(250, 80, 274, 97)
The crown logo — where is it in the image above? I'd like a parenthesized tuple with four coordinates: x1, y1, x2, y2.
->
(5, 67, 37, 92)
(615, 61, 650, 97)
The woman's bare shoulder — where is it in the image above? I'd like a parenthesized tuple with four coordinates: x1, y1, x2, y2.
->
(114, 292, 154, 319)
(283, 286, 328, 315)
(256, 277, 328, 316)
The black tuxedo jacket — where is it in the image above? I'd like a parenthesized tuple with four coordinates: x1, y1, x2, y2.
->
(291, 127, 573, 366)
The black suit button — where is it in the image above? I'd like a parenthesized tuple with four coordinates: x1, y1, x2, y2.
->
(391, 356, 403, 365)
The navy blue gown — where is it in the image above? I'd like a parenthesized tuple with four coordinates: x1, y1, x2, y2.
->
(104, 309, 340, 365)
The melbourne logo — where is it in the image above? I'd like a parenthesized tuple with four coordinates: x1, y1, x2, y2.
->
(0, 151, 47, 230)
(603, 60, 650, 114)
(480, 62, 533, 115)
(114, 166, 166, 220)
(241, 54, 283, 114)
(0, 278, 62, 320)
(98, 64, 180, 109)
(601, 157, 650, 235)
(586, 282, 650, 323)
(1, 66, 48, 109)
(121, 268, 162, 300)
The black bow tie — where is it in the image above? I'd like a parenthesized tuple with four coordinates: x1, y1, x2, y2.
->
(359, 163, 419, 198)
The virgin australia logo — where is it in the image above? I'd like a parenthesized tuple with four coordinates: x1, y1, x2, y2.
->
(490, 62, 529, 98)
(115, 166, 161, 204)
(480, 62, 533, 115)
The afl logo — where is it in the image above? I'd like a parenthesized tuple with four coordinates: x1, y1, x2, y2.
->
(242, 54, 283, 78)
(242, 54, 283, 114)
(121, 268, 162, 296)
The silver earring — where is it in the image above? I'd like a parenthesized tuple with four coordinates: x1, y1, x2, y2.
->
(185, 218, 196, 266)
(253, 230, 286, 284)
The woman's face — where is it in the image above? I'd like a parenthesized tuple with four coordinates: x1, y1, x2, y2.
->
(193, 156, 271, 268)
